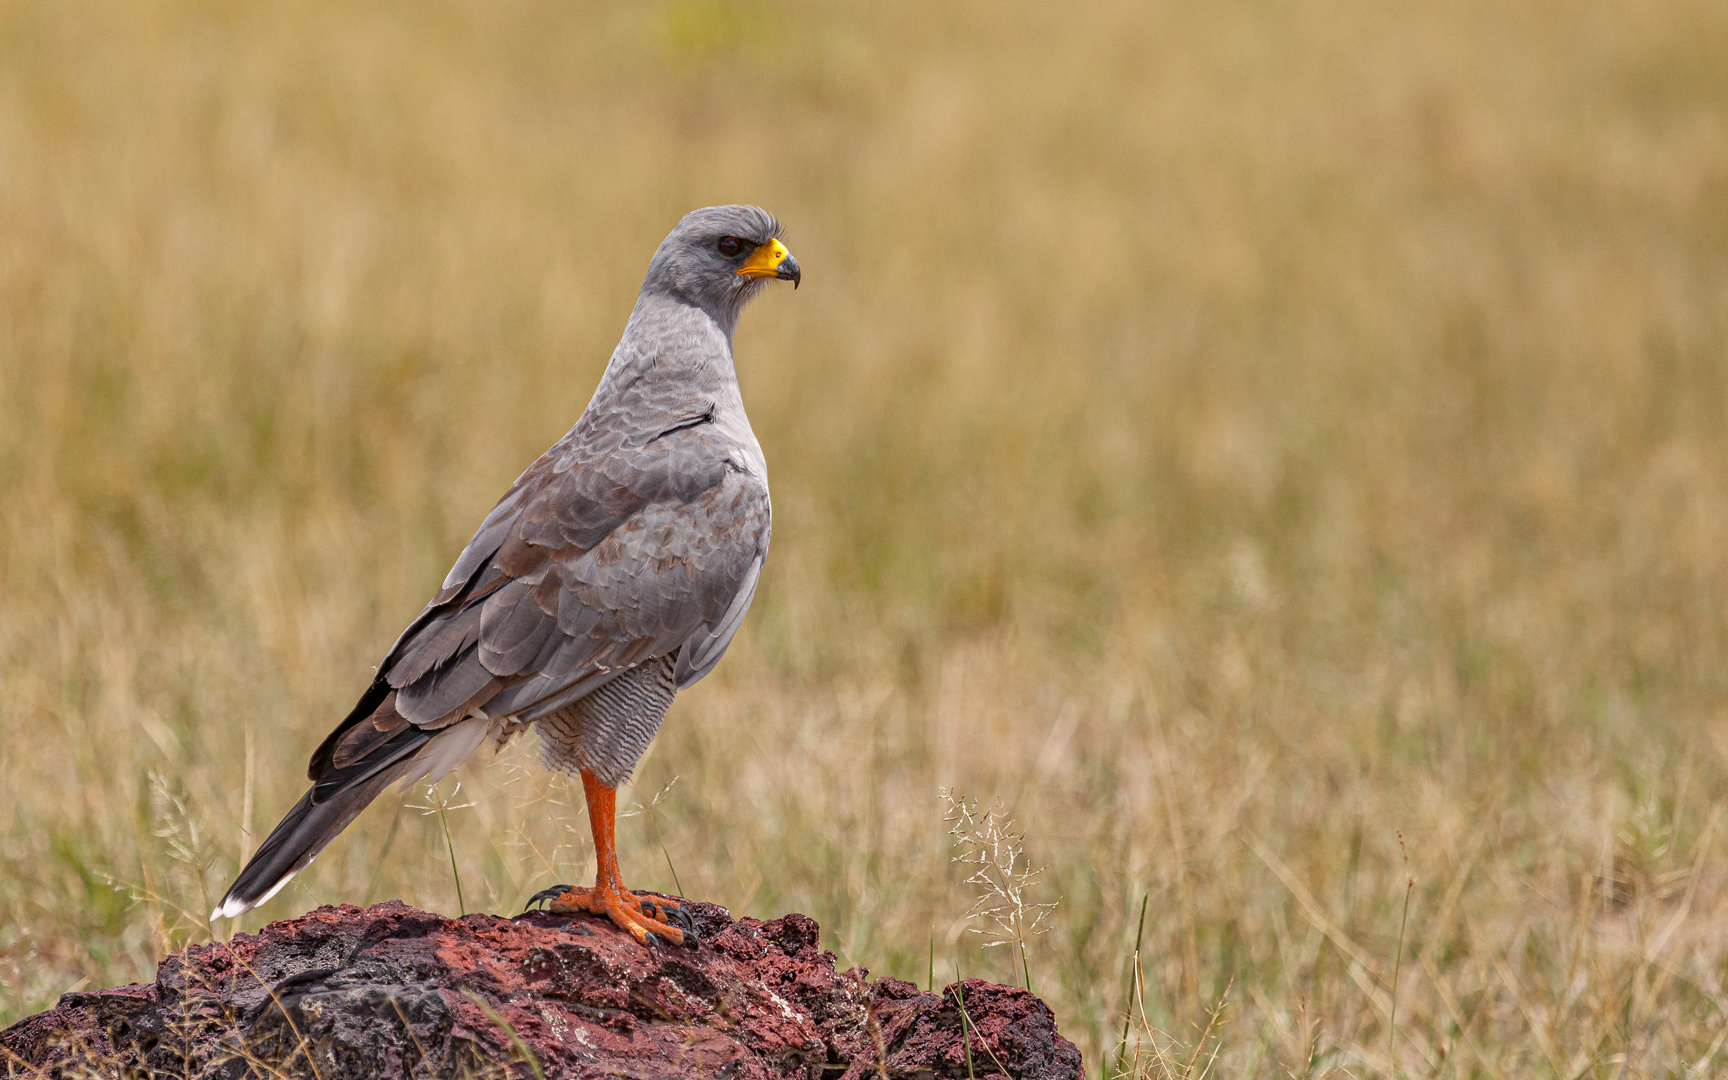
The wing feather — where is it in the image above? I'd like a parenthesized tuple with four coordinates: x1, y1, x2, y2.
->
(675, 553, 763, 687)
(337, 422, 768, 753)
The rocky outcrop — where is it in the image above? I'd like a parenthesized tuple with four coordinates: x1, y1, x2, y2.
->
(2, 899, 1081, 1079)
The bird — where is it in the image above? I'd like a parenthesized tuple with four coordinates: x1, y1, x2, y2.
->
(213, 205, 799, 946)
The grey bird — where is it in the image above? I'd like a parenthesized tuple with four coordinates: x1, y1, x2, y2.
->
(213, 205, 799, 945)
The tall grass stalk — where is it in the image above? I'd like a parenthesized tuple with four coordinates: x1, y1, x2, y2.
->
(437, 803, 465, 918)
(1115, 895, 1149, 1080)
(624, 778, 685, 898)
(1388, 831, 1414, 1078)
(410, 782, 475, 918)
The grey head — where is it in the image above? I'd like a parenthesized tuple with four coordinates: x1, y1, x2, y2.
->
(640, 205, 801, 333)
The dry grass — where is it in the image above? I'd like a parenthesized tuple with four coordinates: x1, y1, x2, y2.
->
(1, 0, 1726, 1075)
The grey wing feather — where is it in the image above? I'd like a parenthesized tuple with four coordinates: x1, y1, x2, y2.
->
(478, 579, 561, 674)
(674, 553, 762, 687)
(395, 643, 499, 725)
(368, 424, 768, 739)
(485, 667, 621, 724)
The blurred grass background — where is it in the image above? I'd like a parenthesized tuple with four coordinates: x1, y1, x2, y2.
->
(1, 0, 1726, 1074)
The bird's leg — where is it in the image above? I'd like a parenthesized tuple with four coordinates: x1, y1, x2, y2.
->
(527, 768, 692, 946)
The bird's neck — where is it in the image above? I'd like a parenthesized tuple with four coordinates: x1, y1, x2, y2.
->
(587, 293, 742, 414)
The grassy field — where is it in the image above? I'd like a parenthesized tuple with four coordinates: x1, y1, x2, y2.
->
(2, 0, 1726, 1074)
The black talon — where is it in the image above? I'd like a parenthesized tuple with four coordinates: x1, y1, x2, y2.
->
(525, 884, 574, 913)
(643, 931, 662, 949)
(662, 904, 698, 945)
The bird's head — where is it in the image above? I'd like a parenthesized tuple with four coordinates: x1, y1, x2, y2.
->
(642, 205, 800, 325)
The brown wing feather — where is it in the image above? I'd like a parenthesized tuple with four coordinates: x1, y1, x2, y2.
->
(329, 690, 406, 769)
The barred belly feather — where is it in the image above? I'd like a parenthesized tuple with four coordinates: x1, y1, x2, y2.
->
(536, 655, 678, 787)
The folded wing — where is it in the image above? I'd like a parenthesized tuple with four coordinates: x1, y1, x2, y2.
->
(217, 422, 769, 918)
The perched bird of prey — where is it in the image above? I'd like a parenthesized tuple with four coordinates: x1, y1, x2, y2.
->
(214, 205, 799, 946)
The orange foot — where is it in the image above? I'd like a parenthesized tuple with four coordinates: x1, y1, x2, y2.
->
(524, 882, 695, 947)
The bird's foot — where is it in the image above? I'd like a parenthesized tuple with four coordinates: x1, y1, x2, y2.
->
(524, 883, 695, 947)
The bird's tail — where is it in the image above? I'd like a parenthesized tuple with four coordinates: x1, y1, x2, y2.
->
(211, 725, 433, 921)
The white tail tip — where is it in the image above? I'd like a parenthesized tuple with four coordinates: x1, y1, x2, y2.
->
(212, 896, 250, 921)
(211, 861, 305, 921)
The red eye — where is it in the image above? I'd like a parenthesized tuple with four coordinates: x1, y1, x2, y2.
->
(717, 237, 745, 258)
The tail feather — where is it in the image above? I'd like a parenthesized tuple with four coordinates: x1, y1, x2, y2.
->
(212, 725, 433, 920)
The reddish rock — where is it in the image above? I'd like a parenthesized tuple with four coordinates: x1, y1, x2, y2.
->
(2, 899, 1081, 1079)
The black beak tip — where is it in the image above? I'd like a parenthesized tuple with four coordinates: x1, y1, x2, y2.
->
(778, 256, 801, 288)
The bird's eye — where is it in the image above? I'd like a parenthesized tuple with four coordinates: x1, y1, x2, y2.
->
(717, 236, 745, 258)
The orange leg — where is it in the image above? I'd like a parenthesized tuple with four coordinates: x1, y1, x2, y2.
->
(524, 769, 691, 946)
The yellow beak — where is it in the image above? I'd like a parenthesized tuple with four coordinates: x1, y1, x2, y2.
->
(736, 238, 801, 287)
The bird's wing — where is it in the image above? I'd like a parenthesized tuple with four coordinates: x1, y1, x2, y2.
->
(309, 419, 769, 783)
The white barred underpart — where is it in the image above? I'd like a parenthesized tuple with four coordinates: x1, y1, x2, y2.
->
(536, 655, 678, 788)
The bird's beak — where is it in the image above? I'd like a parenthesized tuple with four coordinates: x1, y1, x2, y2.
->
(737, 239, 801, 288)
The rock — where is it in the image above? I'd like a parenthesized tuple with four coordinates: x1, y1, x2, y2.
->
(2, 899, 1082, 1079)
